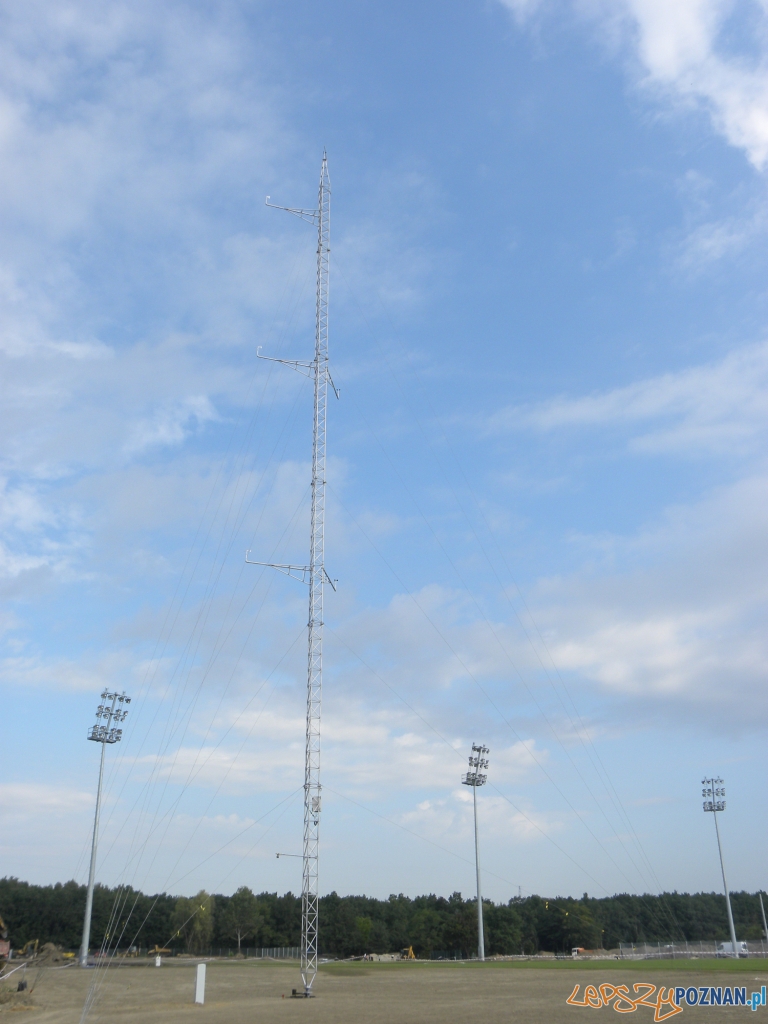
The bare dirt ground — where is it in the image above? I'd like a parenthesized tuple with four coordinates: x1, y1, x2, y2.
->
(1, 958, 766, 1024)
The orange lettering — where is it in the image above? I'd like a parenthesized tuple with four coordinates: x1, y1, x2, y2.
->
(600, 984, 618, 1004)
(632, 984, 658, 1009)
(653, 987, 684, 1022)
(566, 984, 590, 1006)
(566, 979, 679, 1016)
(612, 984, 638, 1013)
(585, 985, 602, 1008)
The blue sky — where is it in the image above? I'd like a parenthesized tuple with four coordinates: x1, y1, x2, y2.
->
(1, 0, 767, 906)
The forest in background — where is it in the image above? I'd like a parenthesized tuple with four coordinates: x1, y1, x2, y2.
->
(1, 878, 767, 958)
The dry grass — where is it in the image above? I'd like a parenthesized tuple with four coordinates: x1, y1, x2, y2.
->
(0, 958, 765, 1023)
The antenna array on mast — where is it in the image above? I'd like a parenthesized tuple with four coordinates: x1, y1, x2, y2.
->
(250, 152, 334, 997)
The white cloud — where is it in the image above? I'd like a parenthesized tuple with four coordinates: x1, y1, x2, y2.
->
(531, 472, 768, 726)
(619, 0, 768, 169)
(0, 781, 93, 818)
(145, 705, 543, 796)
(497, 0, 544, 21)
(489, 340, 768, 455)
(123, 395, 219, 455)
(499, 0, 768, 170)
(401, 789, 559, 846)
(0, 650, 142, 691)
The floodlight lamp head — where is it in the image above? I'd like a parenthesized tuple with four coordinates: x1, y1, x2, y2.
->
(88, 688, 131, 742)
(702, 775, 726, 812)
(462, 770, 487, 787)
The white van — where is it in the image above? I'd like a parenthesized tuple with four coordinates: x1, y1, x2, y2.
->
(716, 941, 748, 957)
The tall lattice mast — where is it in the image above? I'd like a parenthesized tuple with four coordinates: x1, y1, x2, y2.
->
(303, 152, 330, 996)
(248, 152, 336, 996)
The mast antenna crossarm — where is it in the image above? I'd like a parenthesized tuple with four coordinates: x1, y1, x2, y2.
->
(245, 554, 337, 591)
(265, 196, 319, 225)
(256, 347, 314, 378)
(256, 348, 339, 398)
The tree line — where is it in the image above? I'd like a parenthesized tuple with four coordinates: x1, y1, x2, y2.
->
(1, 877, 766, 957)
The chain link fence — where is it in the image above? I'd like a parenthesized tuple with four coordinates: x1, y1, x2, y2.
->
(618, 940, 768, 959)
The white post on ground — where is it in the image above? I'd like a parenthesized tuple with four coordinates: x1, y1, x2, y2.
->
(462, 743, 489, 961)
(194, 963, 206, 1005)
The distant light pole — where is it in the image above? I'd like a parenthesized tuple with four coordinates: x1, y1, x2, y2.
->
(462, 743, 489, 961)
(79, 690, 130, 967)
(759, 893, 768, 943)
(702, 776, 739, 957)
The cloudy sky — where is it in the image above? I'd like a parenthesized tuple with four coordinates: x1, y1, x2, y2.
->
(1, 0, 767, 909)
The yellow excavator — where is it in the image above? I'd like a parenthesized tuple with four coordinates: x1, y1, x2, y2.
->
(400, 946, 416, 959)
(16, 939, 38, 958)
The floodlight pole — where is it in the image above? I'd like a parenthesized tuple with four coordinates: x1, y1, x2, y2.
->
(252, 152, 336, 997)
(79, 690, 130, 967)
(462, 744, 489, 961)
(702, 776, 739, 957)
(759, 893, 768, 943)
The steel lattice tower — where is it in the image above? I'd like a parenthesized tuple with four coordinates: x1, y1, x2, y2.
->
(302, 153, 330, 995)
(249, 153, 335, 996)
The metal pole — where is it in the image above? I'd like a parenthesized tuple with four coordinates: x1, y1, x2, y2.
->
(759, 893, 768, 943)
(79, 689, 130, 967)
(712, 807, 739, 955)
(703, 777, 738, 958)
(462, 743, 488, 962)
(79, 739, 106, 966)
(473, 782, 485, 960)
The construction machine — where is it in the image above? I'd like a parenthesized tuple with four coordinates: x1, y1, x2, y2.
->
(148, 945, 171, 956)
(16, 940, 38, 958)
(400, 946, 416, 959)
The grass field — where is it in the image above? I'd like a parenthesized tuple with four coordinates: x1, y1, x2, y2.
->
(1, 957, 767, 1023)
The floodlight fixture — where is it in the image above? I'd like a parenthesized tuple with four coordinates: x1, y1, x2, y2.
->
(79, 691, 131, 966)
(462, 743, 489, 961)
(702, 776, 739, 958)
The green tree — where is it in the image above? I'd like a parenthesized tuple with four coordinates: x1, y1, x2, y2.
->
(220, 887, 262, 952)
(354, 916, 372, 952)
(172, 891, 215, 954)
(410, 908, 444, 957)
(537, 899, 599, 952)
(486, 902, 524, 955)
